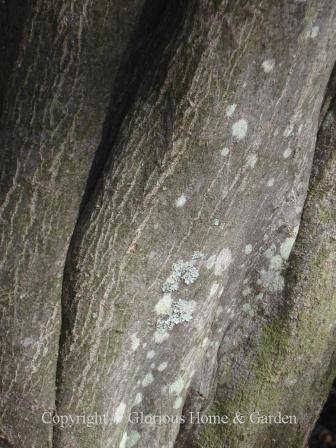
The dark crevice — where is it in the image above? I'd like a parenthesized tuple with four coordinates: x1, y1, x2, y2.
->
(78, 0, 193, 217)
(309, 379, 336, 448)
(0, 0, 30, 118)
(307, 63, 336, 448)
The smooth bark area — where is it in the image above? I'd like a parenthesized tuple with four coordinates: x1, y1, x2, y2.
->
(0, 1, 145, 446)
(54, 1, 336, 448)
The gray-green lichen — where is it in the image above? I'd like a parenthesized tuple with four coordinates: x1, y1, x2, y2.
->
(162, 251, 204, 292)
(157, 299, 194, 329)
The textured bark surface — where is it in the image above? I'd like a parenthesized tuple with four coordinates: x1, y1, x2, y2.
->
(52, 1, 336, 448)
(1, 1, 336, 448)
(0, 1, 145, 446)
(190, 88, 336, 448)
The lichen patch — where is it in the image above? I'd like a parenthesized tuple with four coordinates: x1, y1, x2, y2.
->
(120, 432, 127, 448)
(133, 393, 142, 406)
(142, 372, 154, 387)
(310, 25, 320, 38)
(283, 147, 292, 158)
(247, 153, 257, 168)
(244, 244, 253, 255)
(157, 299, 195, 329)
(162, 252, 204, 293)
(226, 103, 237, 117)
(173, 396, 183, 409)
(221, 146, 230, 157)
(146, 350, 155, 359)
(130, 333, 140, 352)
(262, 59, 275, 73)
(280, 236, 296, 260)
(155, 294, 173, 315)
(175, 194, 187, 208)
(158, 362, 168, 372)
(126, 431, 141, 448)
(232, 119, 248, 140)
(169, 377, 185, 395)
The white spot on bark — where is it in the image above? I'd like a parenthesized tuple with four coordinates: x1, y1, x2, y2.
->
(232, 119, 248, 140)
(310, 25, 319, 38)
(226, 104, 237, 117)
(262, 59, 275, 73)
(202, 337, 209, 348)
(270, 255, 283, 271)
(244, 244, 253, 255)
(242, 287, 252, 297)
(131, 333, 140, 352)
(134, 393, 142, 406)
(280, 236, 296, 260)
(158, 362, 168, 372)
(221, 146, 230, 157)
(283, 147, 292, 158)
(284, 377, 297, 387)
(120, 432, 127, 448)
(214, 248, 232, 275)
(247, 153, 257, 168)
(242, 303, 254, 316)
(142, 372, 154, 387)
(114, 402, 126, 424)
(146, 350, 155, 359)
(175, 194, 187, 208)
(155, 294, 172, 315)
(126, 431, 141, 448)
(173, 396, 183, 409)
(213, 218, 220, 226)
(169, 377, 185, 395)
(267, 178, 274, 187)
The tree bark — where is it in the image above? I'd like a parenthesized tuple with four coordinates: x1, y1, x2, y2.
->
(0, 1, 145, 446)
(53, 1, 336, 448)
(187, 77, 336, 448)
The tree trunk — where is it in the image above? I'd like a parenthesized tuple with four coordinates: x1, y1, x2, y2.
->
(188, 78, 336, 448)
(54, 1, 336, 448)
(1, 1, 336, 448)
(0, 1, 145, 446)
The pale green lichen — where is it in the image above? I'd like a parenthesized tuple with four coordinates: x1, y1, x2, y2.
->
(126, 431, 141, 448)
(169, 376, 185, 395)
(157, 299, 194, 329)
(162, 252, 204, 292)
(142, 372, 154, 387)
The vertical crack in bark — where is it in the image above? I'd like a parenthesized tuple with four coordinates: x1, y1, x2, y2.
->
(78, 0, 191, 215)
(0, 0, 30, 116)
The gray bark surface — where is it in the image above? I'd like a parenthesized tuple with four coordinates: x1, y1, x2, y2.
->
(188, 80, 336, 448)
(0, 1, 145, 446)
(53, 1, 336, 448)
